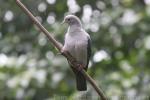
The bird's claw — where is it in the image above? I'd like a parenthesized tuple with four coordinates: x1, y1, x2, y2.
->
(77, 63, 84, 71)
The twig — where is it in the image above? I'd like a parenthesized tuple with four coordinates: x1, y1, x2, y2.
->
(16, 0, 107, 100)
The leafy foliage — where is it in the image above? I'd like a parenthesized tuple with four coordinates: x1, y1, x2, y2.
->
(0, 0, 150, 99)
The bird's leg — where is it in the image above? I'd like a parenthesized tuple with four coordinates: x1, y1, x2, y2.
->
(76, 62, 85, 71)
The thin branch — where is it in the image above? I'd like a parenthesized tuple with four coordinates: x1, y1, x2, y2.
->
(16, 0, 107, 100)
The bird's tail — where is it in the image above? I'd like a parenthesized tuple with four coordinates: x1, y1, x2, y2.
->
(71, 67, 87, 91)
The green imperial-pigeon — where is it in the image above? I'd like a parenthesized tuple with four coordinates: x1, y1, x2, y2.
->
(61, 15, 91, 91)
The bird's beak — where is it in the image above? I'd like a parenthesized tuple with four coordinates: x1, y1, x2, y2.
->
(61, 19, 65, 25)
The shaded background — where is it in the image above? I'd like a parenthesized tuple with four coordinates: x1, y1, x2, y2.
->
(0, 0, 150, 99)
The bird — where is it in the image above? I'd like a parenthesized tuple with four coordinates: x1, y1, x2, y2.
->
(61, 15, 91, 91)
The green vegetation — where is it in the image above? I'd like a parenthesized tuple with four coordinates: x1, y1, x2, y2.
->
(0, 0, 150, 99)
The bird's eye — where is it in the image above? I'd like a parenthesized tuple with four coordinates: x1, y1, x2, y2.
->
(67, 18, 71, 21)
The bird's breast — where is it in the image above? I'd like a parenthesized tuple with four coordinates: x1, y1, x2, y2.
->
(64, 34, 87, 66)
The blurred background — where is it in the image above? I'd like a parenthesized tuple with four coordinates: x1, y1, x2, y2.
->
(0, 0, 150, 99)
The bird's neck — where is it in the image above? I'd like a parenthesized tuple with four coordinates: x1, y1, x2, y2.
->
(68, 25, 82, 33)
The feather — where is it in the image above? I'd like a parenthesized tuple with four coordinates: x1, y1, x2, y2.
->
(62, 15, 91, 91)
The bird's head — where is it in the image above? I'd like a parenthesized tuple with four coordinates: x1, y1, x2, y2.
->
(62, 15, 82, 27)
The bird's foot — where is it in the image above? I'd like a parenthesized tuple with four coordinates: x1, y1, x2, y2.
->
(77, 63, 85, 71)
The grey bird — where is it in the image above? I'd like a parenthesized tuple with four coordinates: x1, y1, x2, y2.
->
(62, 15, 91, 91)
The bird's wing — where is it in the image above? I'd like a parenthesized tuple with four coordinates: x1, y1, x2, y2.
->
(86, 36, 91, 70)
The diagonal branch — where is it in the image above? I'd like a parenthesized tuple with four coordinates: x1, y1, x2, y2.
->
(16, 0, 107, 100)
